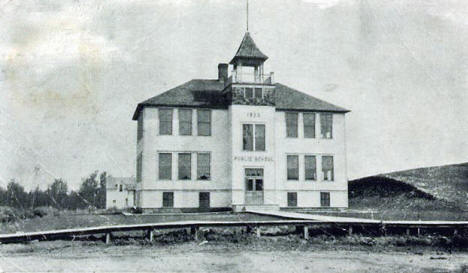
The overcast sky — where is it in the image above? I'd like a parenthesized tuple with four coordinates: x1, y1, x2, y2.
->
(1, 0, 467, 190)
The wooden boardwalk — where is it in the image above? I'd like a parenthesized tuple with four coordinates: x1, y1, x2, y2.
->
(246, 210, 468, 227)
(0, 211, 467, 244)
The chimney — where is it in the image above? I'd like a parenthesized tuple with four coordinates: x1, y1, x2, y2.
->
(218, 63, 228, 82)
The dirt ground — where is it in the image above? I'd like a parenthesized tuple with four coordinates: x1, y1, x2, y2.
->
(1, 239, 467, 273)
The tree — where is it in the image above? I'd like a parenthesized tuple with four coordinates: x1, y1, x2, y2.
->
(47, 179, 68, 209)
(97, 172, 107, 209)
(6, 180, 28, 208)
(78, 171, 100, 208)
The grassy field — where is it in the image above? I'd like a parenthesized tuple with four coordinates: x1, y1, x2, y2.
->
(0, 212, 281, 234)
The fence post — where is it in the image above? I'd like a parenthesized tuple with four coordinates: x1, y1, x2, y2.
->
(191, 226, 200, 241)
(105, 233, 111, 244)
(304, 226, 309, 240)
(147, 229, 154, 242)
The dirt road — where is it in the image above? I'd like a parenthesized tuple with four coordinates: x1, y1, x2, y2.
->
(0, 240, 467, 273)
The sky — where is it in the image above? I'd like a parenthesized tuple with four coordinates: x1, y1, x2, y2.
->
(0, 0, 467, 190)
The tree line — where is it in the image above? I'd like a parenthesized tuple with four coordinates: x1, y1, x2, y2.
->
(0, 171, 107, 210)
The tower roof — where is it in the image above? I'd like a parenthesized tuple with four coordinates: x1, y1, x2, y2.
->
(230, 32, 268, 64)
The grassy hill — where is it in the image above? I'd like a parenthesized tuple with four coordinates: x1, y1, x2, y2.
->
(378, 162, 468, 207)
(348, 163, 468, 220)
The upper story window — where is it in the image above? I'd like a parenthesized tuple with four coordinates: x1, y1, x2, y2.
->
(179, 109, 192, 136)
(197, 153, 211, 180)
(119, 184, 123, 192)
(159, 109, 173, 135)
(287, 155, 299, 180)
(303, 113, 316, 138)
(243, 124, 265, 151)
(304, 155, 317, 181)
(158, 153, 172, 180)
(320, 113, 333, 139)
(178, 153, 191, 180)
(197, 109, 211, 136)
(322, 156, 334, 181)
(285, 112, 298, 138)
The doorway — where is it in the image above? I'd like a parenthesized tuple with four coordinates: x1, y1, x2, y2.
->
(245, 168, 264, 205)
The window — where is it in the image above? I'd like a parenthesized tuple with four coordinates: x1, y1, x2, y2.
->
(287, 155, 299, 180)
(320, 192, 330, 207)
(254, 88, 262, 99)
(112, 200, 116, 204)
(320, 113, 333, 139)
(179, 109, 192, 136)
(243, 124, 253, 151)
(254, 124, 265, 151)
(286, 112, 298, 137)
(136, 153, 143, 182)
(245, 87, 253, 98)
(197, 109, 211, 136)
(303, 113, 316, 138)
(158, 153, 172, 180)
(199, 192, 210, 209)
(159, 109, 173, 135)
(197, 153, 211, 180)
(119, 185, 123, 192)
(304, 155, 317, 181)
(322, 156, 334, 181)
(178, 153, 191, 180)
(163, 192, 174, 208)
(243, 124, 265, 151)
(287, 192, 297, 207)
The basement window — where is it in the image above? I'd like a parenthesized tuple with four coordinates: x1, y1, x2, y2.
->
(320, 192, 330, 207)
(163, 192, 174, 208)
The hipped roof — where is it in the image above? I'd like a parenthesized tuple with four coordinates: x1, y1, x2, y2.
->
(132, 80, 349, 120)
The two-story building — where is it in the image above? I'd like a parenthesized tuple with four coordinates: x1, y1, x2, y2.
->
(132, 32, 350, 212)
(106, 177, 136, 209)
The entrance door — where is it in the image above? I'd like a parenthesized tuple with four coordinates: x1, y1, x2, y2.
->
(245, 168, 264, 205)
(199, 192, 210, 211)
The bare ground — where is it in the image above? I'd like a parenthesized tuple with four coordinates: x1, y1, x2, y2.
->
(1, 239, 468, 273)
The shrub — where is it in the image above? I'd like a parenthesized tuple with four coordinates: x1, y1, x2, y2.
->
(33, 206, 59, 218)
(0, 206, 17, 222)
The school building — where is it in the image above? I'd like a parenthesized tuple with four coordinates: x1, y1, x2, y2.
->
(132, 32, 350, 212)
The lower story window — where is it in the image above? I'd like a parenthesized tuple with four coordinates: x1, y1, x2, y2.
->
(163, 192, 174, 208)
(287, 192, 297, 207)
(320, 192, 330, 207)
